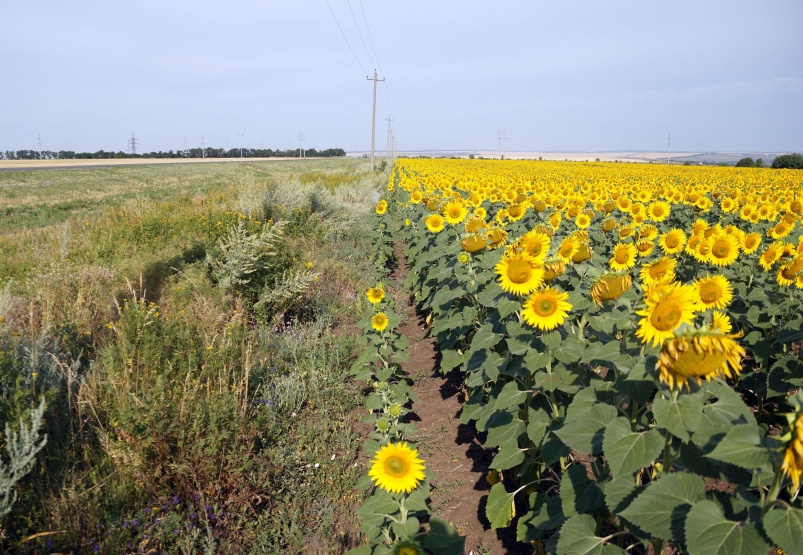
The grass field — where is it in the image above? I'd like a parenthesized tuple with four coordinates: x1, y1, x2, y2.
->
(0, 159, 386, 554)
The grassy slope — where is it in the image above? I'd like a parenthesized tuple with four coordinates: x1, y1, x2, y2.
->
(0, 159, 382, 554)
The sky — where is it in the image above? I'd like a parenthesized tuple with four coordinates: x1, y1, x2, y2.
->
(2, 0, 802, 154)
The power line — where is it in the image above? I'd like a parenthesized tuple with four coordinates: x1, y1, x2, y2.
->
(324, 0, 368, 76)
(358, 0, 392, 115)
(344, 0, 376, 70)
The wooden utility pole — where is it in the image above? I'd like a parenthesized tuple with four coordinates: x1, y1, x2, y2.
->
(367, 70, 384, 170)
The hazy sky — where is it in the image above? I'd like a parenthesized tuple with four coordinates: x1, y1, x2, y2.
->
(3, 0, 802, 154)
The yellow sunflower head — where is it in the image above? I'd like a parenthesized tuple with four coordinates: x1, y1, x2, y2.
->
(636, 282, 698, 347)
(424, 213, 446, 233)
(575, 213, 591, 229)
(465, 216, 487, 234)
(657, 328, 745, 390)
(601, 218, 617, 233)
(371, 312, 390, 333)
(442, 199, 469, 226)
(556, 236, 580, 263)
(366, 286, 385, 304)
(508, 203, 527, 221)
(591, 272, 633, 306)
(708, 233, 740, 267)
(571, 242, 593, 264)
(486, 227, 508, 249)
(519, 230, 551, 261)
(368, 441, 426, 494)
(619, 224, 635, 240)
(781, 397, 803, 491)
(522, 287, 572, 331)
(637, 224, 659, 241)
(742, 232, 762, 254)
(542, 259, 567, 282)
(709, 310, 733, 334)
(694, 274, 733, 310)
(777, 256, 803, 287)
(391, 540, 426, 555)
(495, 252, 545, 296)
(610, 242, 638, 271)
(640, 256, 677, 285)
(759, 241, 784, 271)
(376, 199, 388, 215)
(659, 228, 687, 255)
(636, 239, 656, 257)
(461, 234, 488, 253)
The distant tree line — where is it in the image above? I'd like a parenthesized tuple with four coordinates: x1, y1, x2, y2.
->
(0, 147, 346, 160)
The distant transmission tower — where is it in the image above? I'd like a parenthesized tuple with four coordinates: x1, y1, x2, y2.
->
(183, 136, 188, 157)
(201, 135, 206, 159)
(37, 134, 43, 159)
(497, 129, 508, 159)
(298, 132, 307, 158)
(385, 116, 394, 161)
(667, 132, 671, 164)
(128, 133, 138, 155)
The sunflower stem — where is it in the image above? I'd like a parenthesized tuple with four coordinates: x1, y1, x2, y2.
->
(764, 469, 785, 512)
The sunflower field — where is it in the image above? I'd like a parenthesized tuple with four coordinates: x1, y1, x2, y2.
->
(380, 159, 803, 554)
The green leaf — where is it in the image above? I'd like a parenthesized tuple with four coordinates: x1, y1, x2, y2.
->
(581, 340, 622, 364)
(555, 403, 618, 455)
(560, 464, 605, 518)
(762, 507, 803, 555)
(491, 439, 526, 470)
(685, 500, 770, 555)
(556, 514, 626, 555)
(705, 424, 772, 471)
(517, 495, 565, 542)
(472, 323, 502, 351)
(506, 321, 532, 355)
(494, 380, 529, 411)
(423, 517, 466, 555)
(527, 407, 552, 446)
(440, 348, 465, 373)
(485, 413, 526, 448)
(602, 417, 664, 479)
(652, 390, 704, 443)
(486, 483, 516, 529)
(616, 355, 657, 405)
(542, 331, 562, 350)
(525, 349, 550, 372)
(498, 295, 520, 319)
(618, 472, 705, 541)
(601, 477, 643, 515)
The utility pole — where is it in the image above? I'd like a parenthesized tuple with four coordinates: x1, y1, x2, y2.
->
(385, 116, 394, 161)
(129, 133, 138, 155)
(201, 135, 205, 159)
(238, 133, 244, 160)
(366, 70, 385, 170)
(667, 132, 671, 165)
(183, 136, 188, 157)
(298, 132, 306, 159)
(37, 135, 42, 160)
(496, 129, 508, 159)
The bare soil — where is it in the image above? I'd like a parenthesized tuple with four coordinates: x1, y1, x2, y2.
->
(391, 247, 534, 554)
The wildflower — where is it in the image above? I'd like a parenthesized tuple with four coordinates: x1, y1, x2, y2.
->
(657, 328, 745, 390)
(366, 286, 385, 304)
(371, 312, 389, 333)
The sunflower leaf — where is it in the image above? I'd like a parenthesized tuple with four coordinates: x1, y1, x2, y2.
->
(685, 500, 770, 555)
(486, 483, 516, 529)
(652, 389, 704, 443)
(705, 424, 772, 471)
(761, 506, 803, 555)
(556, 514, 626, 555)
(423, 517, 466, 555)
(602, 417, 664, 479)
(554, 403, 618, 455)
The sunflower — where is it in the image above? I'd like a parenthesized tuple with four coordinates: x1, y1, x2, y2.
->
(391, 540, 426, 555)
(692, 219, 709, 234)
(777, 256, 803, 287)
(656, 328, 745, 390)
(591, 273, 632, 305)
(610, 242, 638, 271)
(508, 203, 527, 222)
(575, 213, 591, 229)
(572, 242, 593, 263)
(638, 224, 659, 241)
(424, 214, 445, 233)
(409, 190, 423, 204)
(742, 232, 762, 254)
(601, 218, 617, 233)
(759, 241, 784, 271)
(465, 216, 487, 234)
(542, 259, 567, 282)
(461, 234, 488, 253)
(486, 227, 508, 249)
(458, 252, 470, 264)
(619, 225, 635, 240)
(781, 412, 803, 490)
(647, 201, 670, 221)
(659, 229, 687, 255)
(371, 312, 390, 333)
(442, 200, 468, 226)
(640, 257, 677, 285)
(496, 252, 545, 296)
(769, 221, 794, 240)
(636, 239, 656, 257)
(709, 311, 733, 334)
(636, 282, 698, 347)
(522, 287, 572, 330)
(694, 274, 733, 310)
(366, 286, 385, 304)
(518, 230, 551, 261)
(473, 206, 488, 220)
(556, 236, 580, 263)
(368, 441, 426, 494)
(707, 233, 740, 267)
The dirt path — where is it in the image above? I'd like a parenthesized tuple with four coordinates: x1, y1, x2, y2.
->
(391, 249, 533, 555)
